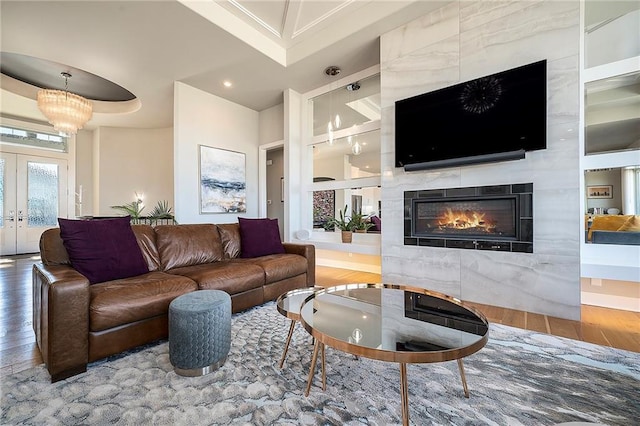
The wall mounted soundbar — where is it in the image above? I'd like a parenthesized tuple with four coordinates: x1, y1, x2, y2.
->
(403, 149, 526, 172)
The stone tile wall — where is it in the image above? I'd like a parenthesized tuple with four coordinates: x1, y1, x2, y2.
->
(379, 1, 581, 320)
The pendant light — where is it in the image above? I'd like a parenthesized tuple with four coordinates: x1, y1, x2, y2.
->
(37, 72, 93, 135)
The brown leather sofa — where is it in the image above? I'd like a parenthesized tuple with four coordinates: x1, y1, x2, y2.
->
(32, 223, 315, 382)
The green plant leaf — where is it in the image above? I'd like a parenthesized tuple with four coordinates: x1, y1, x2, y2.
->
(110, 201, 144, 219)
(149, 200, 174, 219)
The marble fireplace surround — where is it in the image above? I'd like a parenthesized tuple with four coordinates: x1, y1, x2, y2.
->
(379, 1, 581, 320)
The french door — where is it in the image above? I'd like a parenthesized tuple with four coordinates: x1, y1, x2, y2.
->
(0, 152, 68, 255)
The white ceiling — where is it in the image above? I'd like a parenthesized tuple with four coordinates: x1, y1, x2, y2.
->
(0, 0, 447, 131)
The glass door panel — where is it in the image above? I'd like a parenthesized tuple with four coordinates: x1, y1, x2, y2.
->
(17, 156, 67, 253)
(0, 153, 17, 255)
(27, 162, 60, 227)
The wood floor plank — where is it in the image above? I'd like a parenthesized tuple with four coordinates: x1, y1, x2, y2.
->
(547, 317, 582, 341)
(524, 312, 548, 334)
(599, 329, 640, 353)
(502, 308, 526, 330)
(580, 323, 612, 347)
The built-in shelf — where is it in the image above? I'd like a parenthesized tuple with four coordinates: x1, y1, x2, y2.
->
(293, 231, 381, 256)
(580, 7, 639, 289)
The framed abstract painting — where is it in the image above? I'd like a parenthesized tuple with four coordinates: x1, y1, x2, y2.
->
(199, 145, 246, 213)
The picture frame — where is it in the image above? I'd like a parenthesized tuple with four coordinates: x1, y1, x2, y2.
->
(587, 185, 613, 199)
(199, 145, 246, 213)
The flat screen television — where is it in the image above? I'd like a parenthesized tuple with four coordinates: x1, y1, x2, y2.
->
(395, 60, 547, 171)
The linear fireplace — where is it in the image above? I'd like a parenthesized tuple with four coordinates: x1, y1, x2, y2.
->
(404, 183, 533, 253)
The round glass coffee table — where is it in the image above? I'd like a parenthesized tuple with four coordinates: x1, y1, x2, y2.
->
(275, 286, 322, 369)
(299, 283, 489, 426)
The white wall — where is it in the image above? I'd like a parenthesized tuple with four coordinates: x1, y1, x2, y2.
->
(581, 277, 640, 312)
(284, 89, 303, 241)
(75, 129, 93, 216)
(380, 1, 582, 320)
(259, 103, 284, 144)
(585, 8, 640, 68)
(174, 81, 259, 224)
(94, 126, 173, 216)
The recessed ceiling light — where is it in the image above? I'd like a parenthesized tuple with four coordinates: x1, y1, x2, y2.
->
(223, 80, 232, 88)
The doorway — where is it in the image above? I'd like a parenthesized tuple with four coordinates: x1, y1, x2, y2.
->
(266, 147, 284, 241)
(0, 152, 68, 255)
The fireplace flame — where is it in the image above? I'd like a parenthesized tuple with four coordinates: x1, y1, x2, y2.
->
(437, 208, 496, 231)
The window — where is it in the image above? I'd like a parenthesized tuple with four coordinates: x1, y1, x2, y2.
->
(0, 125, 68, 152)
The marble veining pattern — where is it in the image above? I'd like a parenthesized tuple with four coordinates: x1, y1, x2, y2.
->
(381, 35, 460, 108)
(459, 0, 546, 32)
(381, 1, 459, 64)
(459, 1, 580, 76)
(547, 55, 581, 125)
(459, 251, 581, 319)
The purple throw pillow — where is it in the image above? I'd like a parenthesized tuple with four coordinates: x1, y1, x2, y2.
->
(58, 216, 148, 284)
(238, 217, 285, 258)
(371, 215, 381, 232)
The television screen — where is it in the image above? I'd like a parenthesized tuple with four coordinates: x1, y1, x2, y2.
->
(395, 60, 547, 169)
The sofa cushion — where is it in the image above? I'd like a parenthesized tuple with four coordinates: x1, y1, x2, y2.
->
(587, 215, 630, 240)
(58, 217, 148, 284)
(131, 225, 161, 272)
(89, 271, 198, 332)
(617, 215, 640, 232)
(238, 217, 285, 258)
(169, 262, 265, 294)
(237, 253, 307, 284)
(217, 223, 241, 259)
(155, 224, 224, 270)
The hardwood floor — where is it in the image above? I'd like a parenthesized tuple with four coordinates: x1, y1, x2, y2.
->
(1, 257, 638, 379)
(0, 254, 44, 377)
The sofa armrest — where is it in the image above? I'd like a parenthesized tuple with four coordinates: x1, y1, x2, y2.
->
(283, 243, 316, 286)
(33, 263, 90, 382)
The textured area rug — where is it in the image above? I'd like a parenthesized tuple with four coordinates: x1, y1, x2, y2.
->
(2, 302, 639, 425)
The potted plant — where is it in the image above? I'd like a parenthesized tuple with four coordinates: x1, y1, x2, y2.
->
(112, 199, 176, 225)
(351, 209, 374, 233)
(148, 200, 177, 224)
(326, 205, 356, 243)
(111, 200, 145, 224)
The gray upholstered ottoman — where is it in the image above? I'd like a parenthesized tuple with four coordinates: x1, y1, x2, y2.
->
(169, 290, 231, 376)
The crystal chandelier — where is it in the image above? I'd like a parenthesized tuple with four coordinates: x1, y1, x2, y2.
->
(37, 72, 93, 135)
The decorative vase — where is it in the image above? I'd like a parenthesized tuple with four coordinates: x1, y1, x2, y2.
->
(341, 231, 353, 243)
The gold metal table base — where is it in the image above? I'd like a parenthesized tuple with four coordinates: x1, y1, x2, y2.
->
(307, 354, 471, 425)
(304, 340, 325, 396)
(400, 363, 409, 426)
(457, 358, 469, 398)
(279, 319, 297, 368)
